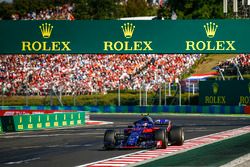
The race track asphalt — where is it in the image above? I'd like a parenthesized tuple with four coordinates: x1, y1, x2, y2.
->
(0, 114, 249, 167)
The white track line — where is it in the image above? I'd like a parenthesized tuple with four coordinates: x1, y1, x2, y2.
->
(76, 150, 146, 167)
(76, 126, 250, 167)
(5, 157, 40, 165)
(86, 120, 113, 125)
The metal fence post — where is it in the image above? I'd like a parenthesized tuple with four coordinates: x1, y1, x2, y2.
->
(73, 95, 76, 106)
(118, 82, 120, 106)
(159, 85, 161, 105)
(139, 85, 142, 106)
(168, 82, 171, 96)
(188, 79, 190, 104)
(179, 83, 182, 106)
(59, 88, 62, 102)
(192, 83, 195, 95)
(50, 89, 53, 106)
(25, 89, 28, 106)
(145, 84, 148, 106)
(1, 83, 3, 106)
(164, 82, 166, 105)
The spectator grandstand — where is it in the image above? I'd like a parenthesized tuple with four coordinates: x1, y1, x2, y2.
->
(11, 3, 74, 20)
(0, 54, 201, 95)
(217, 54, 250, 75)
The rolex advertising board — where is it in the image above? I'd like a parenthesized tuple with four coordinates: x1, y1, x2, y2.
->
(1, 20, 250, 54)
(199, 80, 250, 105)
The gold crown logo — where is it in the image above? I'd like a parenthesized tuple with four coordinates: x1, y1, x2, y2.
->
(212, 83, 219, 94)
(39, 23, 53, 38)
(204, 22, 218, 38)
(121, 23, 135, 38)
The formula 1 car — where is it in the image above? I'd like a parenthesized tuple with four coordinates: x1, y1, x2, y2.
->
(103, 115, 184, 149)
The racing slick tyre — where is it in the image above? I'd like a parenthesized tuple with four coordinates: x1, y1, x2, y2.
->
(104, 130, 116, 150)
(169, 126, 184, 146)
(154, 129, 168, 149)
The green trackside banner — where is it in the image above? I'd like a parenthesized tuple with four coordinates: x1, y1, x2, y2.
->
(199, 80, 250, 105)
(0, 20, 250, 54)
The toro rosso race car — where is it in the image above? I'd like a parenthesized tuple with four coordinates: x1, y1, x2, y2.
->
(103, 115, 184, 149)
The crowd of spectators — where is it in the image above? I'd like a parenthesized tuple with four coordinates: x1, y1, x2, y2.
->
(217, 54, 250, 75)
(2, 54, 249, 96)
(11, 4, 75, 20)
(0, 54, 201, 95)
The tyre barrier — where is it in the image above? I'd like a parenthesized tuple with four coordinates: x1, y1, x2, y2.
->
(0, 105, 248, 114)
(0, 112, 85, 132)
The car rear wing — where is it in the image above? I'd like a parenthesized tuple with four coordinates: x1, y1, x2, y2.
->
(154, 119, 171, 125)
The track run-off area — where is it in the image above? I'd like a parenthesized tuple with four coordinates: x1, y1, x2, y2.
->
(0, 114, 249, 167)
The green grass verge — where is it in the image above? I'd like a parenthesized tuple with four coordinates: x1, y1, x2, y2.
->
(194, 54, 237, 74)
(138, 133, 250, 167)
(0, 92, 198, 106)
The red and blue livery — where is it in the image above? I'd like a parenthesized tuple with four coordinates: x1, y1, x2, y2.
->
(103, 115, 184, 149)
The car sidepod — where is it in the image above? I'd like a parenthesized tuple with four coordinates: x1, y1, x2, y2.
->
(126, 129, 141, 146)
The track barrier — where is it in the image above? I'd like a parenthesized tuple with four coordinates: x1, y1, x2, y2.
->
(0, 112, 85, 132)
(244, 106, 250, 114)
(0, 110, 74, 116)
(0, 105, 248, 114)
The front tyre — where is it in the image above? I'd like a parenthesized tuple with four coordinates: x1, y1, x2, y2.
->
(154, 129, 168, 149)
(104, 130, 116, 150)
(169, 127, 184, 146)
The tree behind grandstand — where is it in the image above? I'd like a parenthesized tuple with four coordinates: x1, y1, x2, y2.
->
(0, 0, 226, 20)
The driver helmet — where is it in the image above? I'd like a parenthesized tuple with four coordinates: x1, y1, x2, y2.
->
(142, 122, 148, 127)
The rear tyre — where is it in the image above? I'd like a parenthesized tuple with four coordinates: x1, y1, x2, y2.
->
(169, 127, 184, 146)
(154, 129, 168, 149)
(104, 130, 116, 150)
